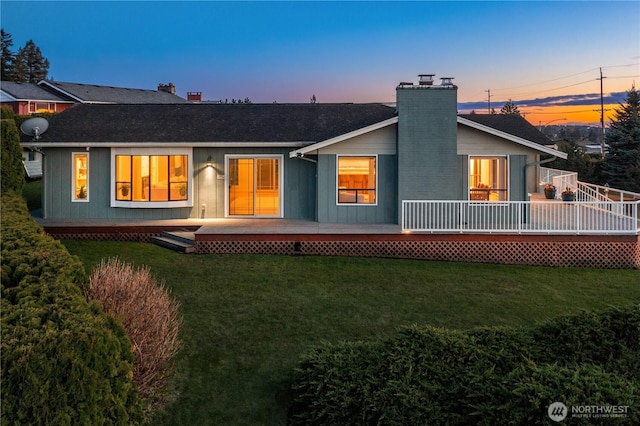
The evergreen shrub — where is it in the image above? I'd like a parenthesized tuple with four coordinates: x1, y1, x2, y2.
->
(1, 118, 25, 194)
(289, 305, 640, 425)
(1, 193, 143, 425)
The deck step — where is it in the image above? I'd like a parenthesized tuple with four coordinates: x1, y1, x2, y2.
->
(151, 231, 196, 254)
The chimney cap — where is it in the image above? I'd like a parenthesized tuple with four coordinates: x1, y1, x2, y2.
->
(418, 74, 435, 85)
(440, 77, 455, 86)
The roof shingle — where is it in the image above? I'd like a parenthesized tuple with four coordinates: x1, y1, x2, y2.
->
(32, 103, 399, 144)
(39, 80, 189, 104)
(458, 113, 553, 146)
(1, 81, 70, 102)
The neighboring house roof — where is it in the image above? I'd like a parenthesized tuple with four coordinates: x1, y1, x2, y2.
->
(38, 80, 189, 104)
(0, 81, 71, 102)
(22, 103, 399, 146)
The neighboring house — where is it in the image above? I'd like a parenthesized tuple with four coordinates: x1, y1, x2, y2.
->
(1, 81, 69, 179)
(20, 75, 567, 224)
(36, 80, 189, 104)
(0, 81, 75, 114)
(3, 80, 189, 178)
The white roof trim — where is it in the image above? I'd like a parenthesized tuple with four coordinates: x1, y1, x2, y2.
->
(457, 116, 568, 159)
(38, 80, 84, 103)
(20, 141, 311, 148)
(289, 116, 399, 158)
(0, 90, 18, 101)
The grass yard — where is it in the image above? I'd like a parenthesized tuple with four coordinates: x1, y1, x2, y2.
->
(63, 240, 640, 425)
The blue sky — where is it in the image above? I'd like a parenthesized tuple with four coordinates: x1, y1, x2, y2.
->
(2, 1, 639, 123)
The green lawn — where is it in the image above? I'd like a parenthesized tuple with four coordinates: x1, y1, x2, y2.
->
(62, 240, 640, 425)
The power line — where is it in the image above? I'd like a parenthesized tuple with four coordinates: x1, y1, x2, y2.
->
(501, 79, 595, 100)
(491, 68, 600, 93)
(490, 63, 638, 93)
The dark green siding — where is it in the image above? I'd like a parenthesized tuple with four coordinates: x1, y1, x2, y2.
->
(192, 147, 316, 220)
(317, 154, 397, 224)
(42, 147, 316, 220)
(42, 148, 192, 220)
(509, 155, 527, 201)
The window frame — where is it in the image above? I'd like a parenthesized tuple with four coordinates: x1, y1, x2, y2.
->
(468, 155, 509, 202)
(224, 154, 284, 218)
(110, 148, 193, 208)
(71, 152, 89, 202)
(336, 154, 378, 206)
(29, 102, 56, 113)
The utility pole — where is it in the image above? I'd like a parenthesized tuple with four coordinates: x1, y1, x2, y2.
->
(485, 89, 492, 114)
(598, 67, 607, 155)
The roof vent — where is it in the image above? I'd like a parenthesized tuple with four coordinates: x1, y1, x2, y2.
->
(440, 77, 454, 86)
(418, 74, 435, 86)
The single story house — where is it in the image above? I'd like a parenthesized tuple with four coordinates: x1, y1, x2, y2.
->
(21, 75, 567, 224)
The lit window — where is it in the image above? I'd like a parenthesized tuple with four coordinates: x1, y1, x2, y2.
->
(469, 156, 508, 201)
(72, 152, 89, 202)
(337, 156, 376, 204)
(116, 154, 188, 202)
(29, 102, 55, 113)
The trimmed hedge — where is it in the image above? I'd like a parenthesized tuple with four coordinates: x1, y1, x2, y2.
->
(1, 118, 24, 194)
(290, 305, 640, 425)
(1, 193, 143, 425)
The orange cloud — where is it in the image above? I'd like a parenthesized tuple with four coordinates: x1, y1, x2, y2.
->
(521, 104, 620, 127)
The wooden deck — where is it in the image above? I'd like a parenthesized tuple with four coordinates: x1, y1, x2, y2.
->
(37, 217, 401, 236)
(36, 215, 639, 269)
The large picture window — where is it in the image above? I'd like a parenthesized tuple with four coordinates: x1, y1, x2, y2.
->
(72, 152, 89, 202)
(337, 156, 376, 204)
(469, 156, 508, 201)
(116, 154, 188, 202)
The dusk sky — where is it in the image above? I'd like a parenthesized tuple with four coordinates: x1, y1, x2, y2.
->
(2, 1, 639, 126)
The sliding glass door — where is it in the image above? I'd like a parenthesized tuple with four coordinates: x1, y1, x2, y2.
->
(228, 156, 282, 217)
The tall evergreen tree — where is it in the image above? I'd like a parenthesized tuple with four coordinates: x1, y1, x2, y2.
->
(500, 99, 521, 115)
(13, 39, 49, 82)
(600, 85, 640, 192)
(1, 29, 14, 81)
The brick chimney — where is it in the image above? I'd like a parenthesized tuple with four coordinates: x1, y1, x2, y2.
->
(187, 92, 202, 102)
(157, 83, 176, 95)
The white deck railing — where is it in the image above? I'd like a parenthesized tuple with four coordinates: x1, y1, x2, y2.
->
(539, 167, 640, 203)
(402, 200, 640, 235)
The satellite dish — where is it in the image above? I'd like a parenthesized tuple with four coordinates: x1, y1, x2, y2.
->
(20, 117, 49, 140)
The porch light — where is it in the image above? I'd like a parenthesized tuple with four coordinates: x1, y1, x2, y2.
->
(206, 156, 212, 167)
